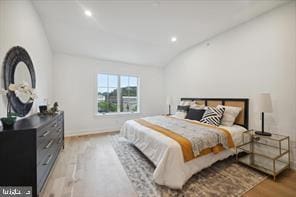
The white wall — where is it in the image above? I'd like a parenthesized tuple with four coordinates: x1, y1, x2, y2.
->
(164, 2, 296, 167)
(53, 53, 165, 135)
(0, 0, 53, 117)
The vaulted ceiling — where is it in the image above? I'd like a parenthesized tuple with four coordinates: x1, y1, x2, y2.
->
(32, 0, 289, 67)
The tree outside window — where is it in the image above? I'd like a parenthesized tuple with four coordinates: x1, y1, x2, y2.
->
(97, 74, 139, 114)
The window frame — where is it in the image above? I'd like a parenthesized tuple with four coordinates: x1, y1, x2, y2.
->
(96, 73, 140, 115)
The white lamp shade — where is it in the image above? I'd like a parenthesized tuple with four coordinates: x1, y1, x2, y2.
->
(254, 93, 273, 113)
(166, 96, 172, 105)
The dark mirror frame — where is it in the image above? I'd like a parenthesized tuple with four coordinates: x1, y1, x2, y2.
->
(3, 46, 36, 117)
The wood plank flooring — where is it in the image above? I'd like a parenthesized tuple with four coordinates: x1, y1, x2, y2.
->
(41, 133, 296, 197)
(244, 169, 296, 197)
(41, 134, 137, 197)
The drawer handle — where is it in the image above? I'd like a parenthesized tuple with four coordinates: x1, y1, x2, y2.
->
(41, 130, 50, 137)
(43, 154, 53, 165)
(44, 139, 54, 149)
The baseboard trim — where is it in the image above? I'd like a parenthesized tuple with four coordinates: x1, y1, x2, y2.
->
(65, 129, 119, 137)
(291, 161, 296, 170)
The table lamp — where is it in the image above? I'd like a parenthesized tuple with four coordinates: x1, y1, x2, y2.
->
(166, 96, 172, 115)
(254, 93, 272, 136)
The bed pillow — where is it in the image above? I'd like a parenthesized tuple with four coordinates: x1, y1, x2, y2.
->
(200, 107, 225, 126)
(174, 111, 187, 119)
(174, 105, 190, 119)
(179, 100, 193, 106)
(217, 105, 241, 126)
(185, 108, 205, 121)
(190, 103, 205, 109)
(177, 105, 190, 112)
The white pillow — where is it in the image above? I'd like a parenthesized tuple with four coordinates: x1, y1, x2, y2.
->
(190, 103, 205, 109)
(174, 111, 187, 119)
(180, 100, 205, 109)
(217, 105, 241, 126)
(179, 100, 193, 106)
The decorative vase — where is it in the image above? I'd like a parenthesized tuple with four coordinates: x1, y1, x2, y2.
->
(1, 117, 16, 130)
(39, 105, 48, 114)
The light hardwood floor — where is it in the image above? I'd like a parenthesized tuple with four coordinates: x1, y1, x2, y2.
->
(41, 133, 296, 197)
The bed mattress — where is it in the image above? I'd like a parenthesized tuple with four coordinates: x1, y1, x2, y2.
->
(120, 116, 246, 189)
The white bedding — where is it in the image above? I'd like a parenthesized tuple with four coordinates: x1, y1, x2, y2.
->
(120, 117, 246, 189)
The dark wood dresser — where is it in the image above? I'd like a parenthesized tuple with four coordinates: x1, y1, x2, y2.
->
(0, 112, 64, 197)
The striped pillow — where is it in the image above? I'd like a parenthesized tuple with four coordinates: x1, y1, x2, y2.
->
(200, 107, 225, 126)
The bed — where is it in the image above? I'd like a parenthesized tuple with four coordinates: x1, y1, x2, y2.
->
(120, 98, 249, 189)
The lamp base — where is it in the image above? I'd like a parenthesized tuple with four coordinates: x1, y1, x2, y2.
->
(255, 131, 272, 136)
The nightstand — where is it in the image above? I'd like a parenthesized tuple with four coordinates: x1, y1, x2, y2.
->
(236, 130, 290, 180)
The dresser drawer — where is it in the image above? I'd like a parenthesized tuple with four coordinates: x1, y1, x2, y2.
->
(57, 115, 63, 125)
(37, 123, 63, 165)
(37, 136, 62, 187)
(37, 121, 57, 142)
(37, 130, 54, 150)
(37, 118, 63, 142)
(54, 125, 63, 137)
(37, 137, 56, 165)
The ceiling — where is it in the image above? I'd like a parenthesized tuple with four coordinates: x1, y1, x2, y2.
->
(32, 0, 289, 67)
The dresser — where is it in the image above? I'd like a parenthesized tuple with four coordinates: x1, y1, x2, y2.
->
(0, 112, 64, 197)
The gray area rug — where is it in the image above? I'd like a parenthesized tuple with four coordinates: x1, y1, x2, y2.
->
(111, 135, 266, 197)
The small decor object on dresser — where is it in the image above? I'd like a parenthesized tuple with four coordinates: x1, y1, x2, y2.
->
(39, 105, 48, 114)
(0, 112, 17, 130)
(0, 83, 37, 129)
(39, 102, 60, 115)
(49, 102, 59, 114)
(0, 86, 16, 129)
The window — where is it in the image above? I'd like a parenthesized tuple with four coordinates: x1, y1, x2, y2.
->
(97, 74, 139, 114)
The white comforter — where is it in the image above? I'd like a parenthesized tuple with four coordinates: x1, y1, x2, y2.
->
(120, 117, 246, 189)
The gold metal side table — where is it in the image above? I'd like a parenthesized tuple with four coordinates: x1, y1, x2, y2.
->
(236, 130, 290, 180)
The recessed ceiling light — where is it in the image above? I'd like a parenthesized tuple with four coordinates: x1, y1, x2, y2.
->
(171, 36, 177, 43)
(84, 10, 92, 17)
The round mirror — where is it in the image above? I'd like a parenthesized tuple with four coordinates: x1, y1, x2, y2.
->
(3, 46, 36, 117)
(14, 61, 33, 103)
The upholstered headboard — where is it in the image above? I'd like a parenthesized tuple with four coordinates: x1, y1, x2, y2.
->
(180, 98, 249, 129)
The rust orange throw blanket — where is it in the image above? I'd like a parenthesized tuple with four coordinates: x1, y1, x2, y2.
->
(135, 118, 234, 162)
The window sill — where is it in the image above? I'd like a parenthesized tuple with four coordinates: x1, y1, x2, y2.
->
(95, 112, 140, 117)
